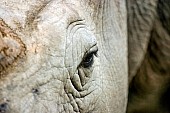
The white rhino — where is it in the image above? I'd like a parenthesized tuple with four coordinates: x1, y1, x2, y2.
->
(0, 0, 128, 113)
(0, 0, 169, 113)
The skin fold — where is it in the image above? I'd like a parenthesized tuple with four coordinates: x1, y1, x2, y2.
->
(127, 0, 170, 113)
(0, 0, 127, 113)
(1, 0, 169, 113)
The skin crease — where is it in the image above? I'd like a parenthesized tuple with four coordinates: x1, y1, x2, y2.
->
(2, 0, 170, 113)
(127, 0, 170, 113)
(0, 0, 128, 113)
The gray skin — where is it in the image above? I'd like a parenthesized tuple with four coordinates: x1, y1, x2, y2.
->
(0, 0, 128, 113)
(127, 0, 170, 113)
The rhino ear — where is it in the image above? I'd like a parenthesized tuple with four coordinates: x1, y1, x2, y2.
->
(0, 19, 26, 75)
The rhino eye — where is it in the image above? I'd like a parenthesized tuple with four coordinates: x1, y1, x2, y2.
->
(81, 48, 98, 68)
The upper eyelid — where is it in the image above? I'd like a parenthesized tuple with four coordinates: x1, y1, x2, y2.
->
(67, 18, 98, 59)
(68, 19, 85, 26)
(66, 19, 87, 39)
(67, 19, 85, 29)
(86, 47, 98, 56)
(84, 45, 98, 57)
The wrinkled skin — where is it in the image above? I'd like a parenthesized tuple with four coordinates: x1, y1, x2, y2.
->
(0, 0, 127, 113)
(127, 0, 170, 113)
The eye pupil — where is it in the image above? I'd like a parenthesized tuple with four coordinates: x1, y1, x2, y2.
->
(84, 54, 93, 63)
(81, 52, 97, 68)
(80, 46, 98, 68)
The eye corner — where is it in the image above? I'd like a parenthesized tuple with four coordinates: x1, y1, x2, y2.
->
(93, 48, 98, 57)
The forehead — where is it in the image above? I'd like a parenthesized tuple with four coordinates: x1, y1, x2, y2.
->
(37, 2, 78, 29)
(31, 0, 96, 57)
(0, 0, 96, 61)
(0, 0, 90, 31)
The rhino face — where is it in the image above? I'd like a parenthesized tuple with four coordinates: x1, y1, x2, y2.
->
(0, 0, 128, 113)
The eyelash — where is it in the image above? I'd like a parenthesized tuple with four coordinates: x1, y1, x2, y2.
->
(81, 50, 98, 68)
